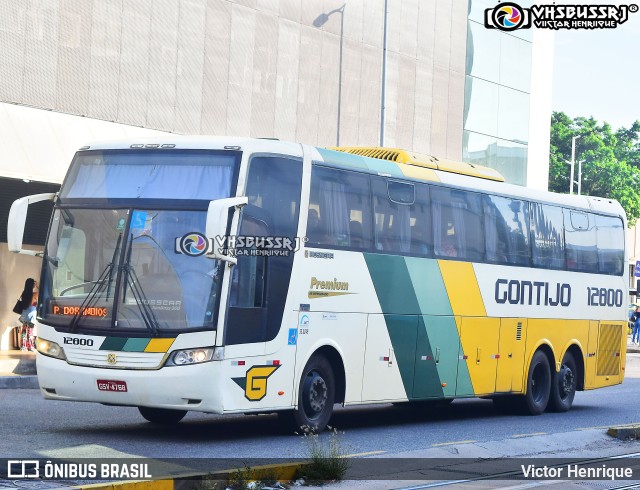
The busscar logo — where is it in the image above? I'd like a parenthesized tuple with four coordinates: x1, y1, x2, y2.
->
(485, 2, 638, 31)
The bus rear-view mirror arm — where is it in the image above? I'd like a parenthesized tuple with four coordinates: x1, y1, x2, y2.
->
(8, 192, 57, 256)
(206, 196, 248, 266)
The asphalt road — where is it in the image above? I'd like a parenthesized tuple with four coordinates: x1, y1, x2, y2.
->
(2, 355, 640, 461)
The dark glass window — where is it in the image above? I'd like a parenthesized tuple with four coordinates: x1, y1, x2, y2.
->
(595, 215, 624, 276)
(564, 209, 597, 273)
(530, 203, 565, 270)
(432, 187, 484, 261)
(244, 155, 302, 237)
(483, 195, 530, 266)
(372, 178, 431, 256)
(307, 166, 372, 250)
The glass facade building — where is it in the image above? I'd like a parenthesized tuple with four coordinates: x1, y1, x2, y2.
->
(464, 0, 533, 185)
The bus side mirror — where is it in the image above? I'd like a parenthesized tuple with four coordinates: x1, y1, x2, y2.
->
(8, 193, 57, 256)
(206, 197, 248, 265)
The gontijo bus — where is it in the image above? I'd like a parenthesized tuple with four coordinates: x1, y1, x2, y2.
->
(8, 137, 627, 431)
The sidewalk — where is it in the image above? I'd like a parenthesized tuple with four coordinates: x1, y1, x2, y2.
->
(0, 350, 38, 388)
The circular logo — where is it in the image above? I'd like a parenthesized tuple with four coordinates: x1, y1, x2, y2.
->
(179, 233, 208, 257)
(492, 2, 524, 31)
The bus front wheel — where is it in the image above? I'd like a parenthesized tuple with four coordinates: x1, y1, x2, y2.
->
(279, 354, 335, 433)
(548, 351, 577, 412)
(138, 406, 187, 425)
(519, 350, 551, 415)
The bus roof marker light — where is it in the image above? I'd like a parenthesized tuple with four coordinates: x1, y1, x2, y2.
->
(79, 145, 90, 150)
(161, 144, 175, 148)
(130, 144, 144, 148)
(145, 144, 160, 148)
(224, 146, 241, 150)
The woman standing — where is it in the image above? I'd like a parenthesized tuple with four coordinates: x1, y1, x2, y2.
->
(16, 278, 38, 351)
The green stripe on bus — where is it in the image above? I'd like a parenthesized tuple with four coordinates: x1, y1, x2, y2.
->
(316, 148, 369, 171)
(99, 337, 128, 351)
(122, 338, 151, 352)
(364, 254, 420, 314)
(404, 257, 452, 316)
(404, 257, 473, 396)
(365, 254, 442, 398)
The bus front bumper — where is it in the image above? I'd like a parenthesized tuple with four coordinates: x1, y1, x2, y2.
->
(36, 353, 224, 414)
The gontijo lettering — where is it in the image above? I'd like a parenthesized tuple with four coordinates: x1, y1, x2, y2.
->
(495, 279, 571, 306)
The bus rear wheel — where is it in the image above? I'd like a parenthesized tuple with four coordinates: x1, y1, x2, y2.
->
(279, 354, 335, 433)
(548, 351, 577, 412)
(518, 350, 551, 415)
(138, 406, 187, 425)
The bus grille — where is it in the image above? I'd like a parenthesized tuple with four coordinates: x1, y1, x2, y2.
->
(65, 348, 165, 369)
(596, 323, 622, 376)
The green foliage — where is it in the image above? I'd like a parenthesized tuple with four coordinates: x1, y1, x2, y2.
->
(298, 426, 350, 484)
(548, 112, 640, 226)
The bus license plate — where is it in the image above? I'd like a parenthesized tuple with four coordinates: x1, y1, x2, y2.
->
(97, 380, 128, 392)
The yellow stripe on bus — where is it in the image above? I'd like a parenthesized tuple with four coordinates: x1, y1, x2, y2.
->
(144, 338, 175, 353)
(397, 164, 440, 182)
(438, 261, 486, 317)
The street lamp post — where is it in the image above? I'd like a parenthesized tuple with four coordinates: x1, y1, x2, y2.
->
(577, 159, 585, 195)
(313, 6, 346, 146)
(380, 0, 388, 147)
(567, 135, 581, 195)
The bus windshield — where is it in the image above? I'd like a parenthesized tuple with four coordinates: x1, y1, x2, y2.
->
(40, 148, 240, 334)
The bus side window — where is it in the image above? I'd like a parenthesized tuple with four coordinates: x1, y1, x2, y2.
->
(564, 209, 597, 273)
(372, 178, 431, 256)
(432, 187, 484, 261)
(595, 215, 624, 275)
(530, 203, 565, 270)
(307, 166, 372, 251)
(483, 195, 530, 266)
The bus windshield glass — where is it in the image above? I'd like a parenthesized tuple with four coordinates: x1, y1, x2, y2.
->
(41, 148, 240, 333)
(60, 149, 237, 200)
(41, 208, 224, 333)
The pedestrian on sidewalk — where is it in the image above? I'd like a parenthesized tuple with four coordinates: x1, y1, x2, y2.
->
(15, 278, 38, 351)
(631, 306, 640, 345)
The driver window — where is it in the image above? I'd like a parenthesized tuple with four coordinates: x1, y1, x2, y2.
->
(229, 216, 268, 308)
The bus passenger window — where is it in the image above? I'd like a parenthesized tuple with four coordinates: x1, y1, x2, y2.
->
(372, 178, 431, 256)
(432, 187, 484, 261)
(564, 209, 597, 273)
(595, 215, 624, 275)
(530, 203, 565, 270)
(483, 195, 530, 266)
(307, 166, 372, 250)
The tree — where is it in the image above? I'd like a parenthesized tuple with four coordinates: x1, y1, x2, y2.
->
(548, 111, 640, 226)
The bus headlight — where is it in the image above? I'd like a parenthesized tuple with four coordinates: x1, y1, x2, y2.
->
(166, 347, 219, 366)
(36, 338, 66, 360)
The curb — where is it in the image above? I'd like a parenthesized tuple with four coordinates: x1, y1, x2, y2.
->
(0, 375, 39, 389)
(607, 425, 640, 441)
(74, 462, 307, 490)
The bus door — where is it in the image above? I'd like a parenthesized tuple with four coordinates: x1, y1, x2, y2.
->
(224, 154, 303, 350)
(584, 320, 599, 389)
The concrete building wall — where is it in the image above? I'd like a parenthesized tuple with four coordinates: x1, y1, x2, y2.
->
(0, 0, 469, 160)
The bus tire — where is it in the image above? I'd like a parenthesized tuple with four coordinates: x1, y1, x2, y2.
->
(518, 350, 551, 415)
(548, 351, 577, 412)
(138, 406, 187, 425)
(279, 354, 335, 433)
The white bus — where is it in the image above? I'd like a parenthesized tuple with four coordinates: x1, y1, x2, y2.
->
(8, 137, 627, 431)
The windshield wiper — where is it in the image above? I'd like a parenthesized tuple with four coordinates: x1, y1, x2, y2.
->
(69, 233, 122, 332)
(121, 233, 160, 336)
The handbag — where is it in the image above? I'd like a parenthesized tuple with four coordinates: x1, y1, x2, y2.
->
(12, 299, 23, 315)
